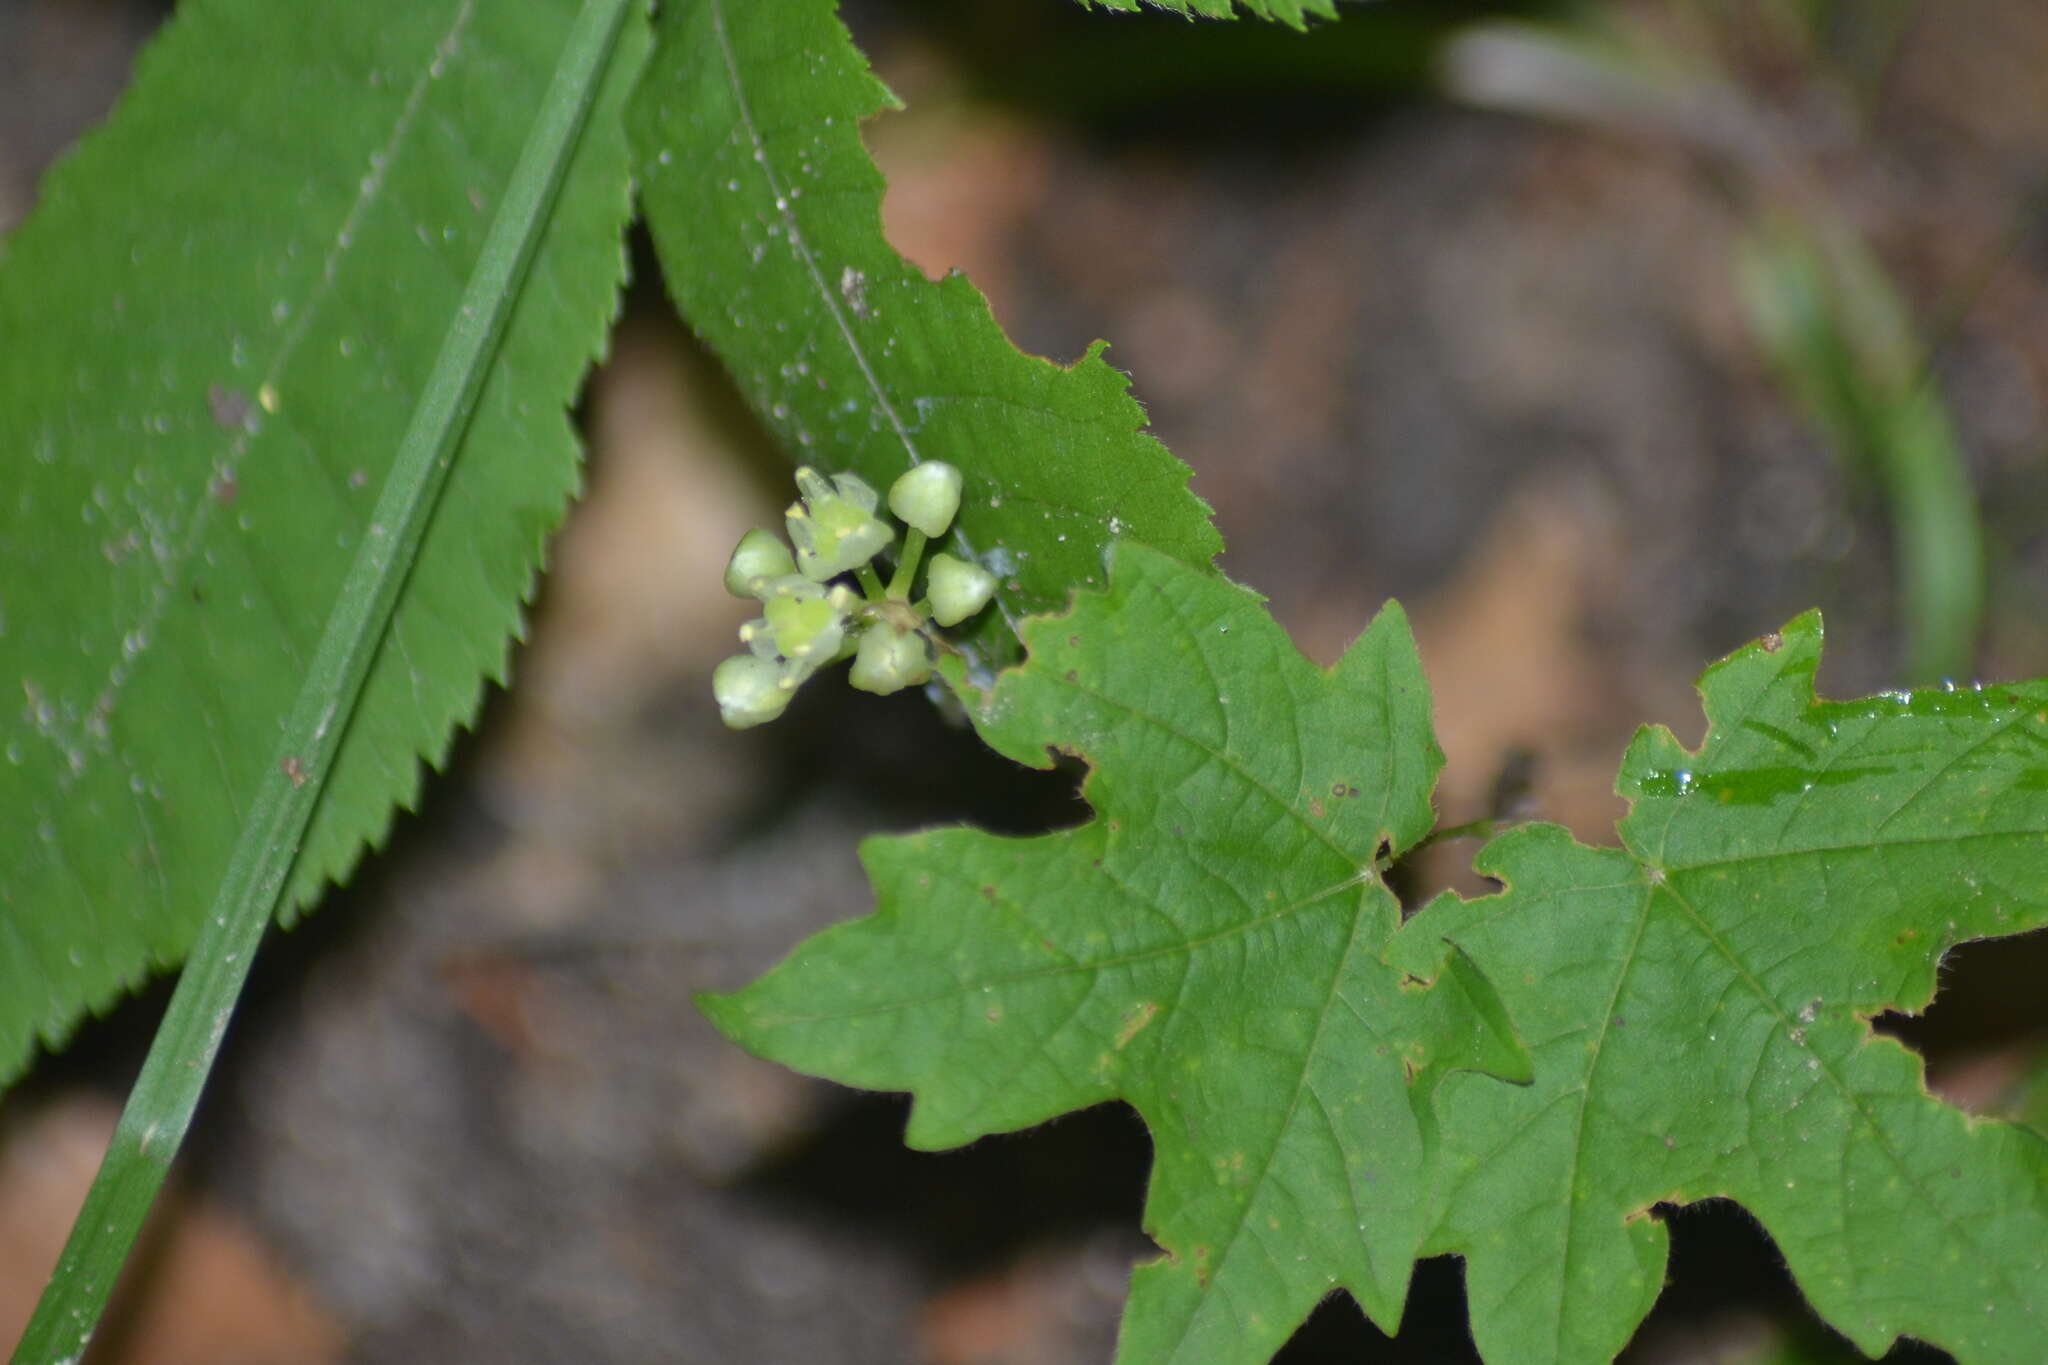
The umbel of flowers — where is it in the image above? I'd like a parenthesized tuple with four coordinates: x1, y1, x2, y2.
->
(713, 461, 998, 728)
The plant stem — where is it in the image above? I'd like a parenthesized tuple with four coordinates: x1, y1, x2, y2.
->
(888, 527, 928, 600)
(1408, 817, 1505, 860)
(857, 563, 887, 600)
(9, 3, 635, 1359)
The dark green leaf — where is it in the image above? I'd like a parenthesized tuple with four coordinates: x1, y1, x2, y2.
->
(1078, 0, 1339, 27)
(0, 0, 647, 1085)
(629, 0, 1221, 670)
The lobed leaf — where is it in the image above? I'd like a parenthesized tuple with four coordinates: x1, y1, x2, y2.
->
(628, 0, 1222, 670)
(1393, 614, 2048, 1363)
(706, 543, 1529, 1364)
(0, 0, 648, 1086)
(718, 565, 2048, 1361)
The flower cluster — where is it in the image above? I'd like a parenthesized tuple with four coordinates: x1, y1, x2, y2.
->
(714, 461, 999, 728)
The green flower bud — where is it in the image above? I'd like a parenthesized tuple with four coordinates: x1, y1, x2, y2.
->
(849, 621, 932, 695)
(887, 462, 963, 538)
(787, 467, 893, 581)
(926, 552, 997, 626)
(713, 654, 794, 729)
(724, 528, 797, 598)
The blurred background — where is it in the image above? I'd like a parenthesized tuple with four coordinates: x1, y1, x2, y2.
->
(5, 0, 2048, 1360)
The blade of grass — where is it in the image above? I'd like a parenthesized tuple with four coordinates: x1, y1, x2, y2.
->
(9, 1, 634, 1357)
(1737, 218, 1984, 684)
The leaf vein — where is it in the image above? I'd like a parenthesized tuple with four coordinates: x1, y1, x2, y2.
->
(761, 872, 1365, 1027)
(70, 0, 479, 788)
(703, 0, 1020, 631)
(1655, 874, 2030, 1307)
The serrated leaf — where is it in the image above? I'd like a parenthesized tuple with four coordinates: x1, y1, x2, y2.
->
(628, 0, 1221, 668)
(1391, 614, 2048, 1363)
(0, 0, 647, 1085)
(706, 542, 1529, 1364)
(1078, 0, 1339, 28)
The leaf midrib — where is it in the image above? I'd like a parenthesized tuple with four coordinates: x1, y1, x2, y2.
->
(1162, 880, 1383, 1363)
(46, 0, 480, 800)
(746, 866, 1368, 1027)
(704, 0, 1032, 632)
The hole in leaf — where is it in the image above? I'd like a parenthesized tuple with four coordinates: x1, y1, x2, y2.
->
(1626, 1199, 1954, 1363)
(733, 1093, 1152, 1283)
(1872, 925, 2048, 1112)
(731, 666, 1091, 841)
(1273, 1255, 1481, 1361)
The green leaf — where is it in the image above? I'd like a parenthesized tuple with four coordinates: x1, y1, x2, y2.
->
(705, 543, 1529, 1365)
(1076, 0, 1339, 27)
(13, 4, 646, 1350)
(0, 0, 647, 1087)
(1392, 614, 2048, 1363)
(2011, 1046, 2048, 1138)
(628, 0, 1221, 669)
